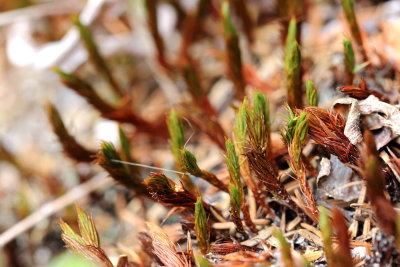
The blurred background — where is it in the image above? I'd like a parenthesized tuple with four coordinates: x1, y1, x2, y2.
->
(0, 0, 400, 266)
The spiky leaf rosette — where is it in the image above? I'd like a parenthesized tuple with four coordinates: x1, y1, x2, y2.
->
(60, 206, 114, 267)
(45, 103, 95, 162)
(144, 173, 198, 209)
(96, 141, 147, 195)
(194, 196, 210, 254)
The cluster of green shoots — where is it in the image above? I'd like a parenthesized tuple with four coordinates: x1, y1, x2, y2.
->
(46, 0, 400, 266)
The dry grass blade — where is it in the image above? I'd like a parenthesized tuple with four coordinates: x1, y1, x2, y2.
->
(146, 223, 191, 267)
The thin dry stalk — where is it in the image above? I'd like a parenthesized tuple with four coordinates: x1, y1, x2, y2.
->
(146, 223, 191, 267)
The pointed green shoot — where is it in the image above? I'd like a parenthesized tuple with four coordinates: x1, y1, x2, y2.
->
(73, 16, 123, 97)
(305, 81, 318, 107)
(76, 206, 100, 247)
(195, 253, 213, 267)
(167, 109, 185, 168)
(195, 196, 210, 255)
(253, 92, 270, 130)
(273, 228, 293, 267)
(343, 38, 355, 84)
(319, 206, 334, 265)
(285, 18, 297, 65)
(181, 149, 203, 177)
(285, 41, 302, 109)
(118, 126, 131, 162)
(235, 98, 248, 153)
(221, 1, 237, 38)
(225, 139, 242, 188)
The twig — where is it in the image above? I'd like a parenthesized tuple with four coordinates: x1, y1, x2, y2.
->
(0, 173, 112, 248)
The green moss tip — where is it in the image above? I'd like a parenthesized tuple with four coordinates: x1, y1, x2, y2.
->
(225, 139, 241, 187)
(181, 149, 202, 176)
(195, 196, 210, 254)
(221, 1, 237, 38)
(306, 81, 318, 107)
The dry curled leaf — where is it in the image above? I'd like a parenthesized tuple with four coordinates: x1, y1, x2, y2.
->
(334, 95, 400, 149)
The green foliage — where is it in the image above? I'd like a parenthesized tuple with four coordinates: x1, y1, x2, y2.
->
(225, 139, 241, 188)
(73, 16, 122, 97)
(343, 39, 355, 73)
(195, 253, 213, 267)
(273, 228, 293, 267)
(306, 81, 318, 107)
(253, 92, 270, 131)
(181, 149, 203, 177)
(285, 40, 302, 109)
(285, 18, 297, 65)
(194, 196, 210, 254)
(228, 183, 242, 219)
(221, 1, 237, 38)
(319, 206, 333, 265)
(59, 207, 113, 267)
(118, 126, 131, 162)
(167, 109, 185, 167)
(235, 98, 248, 152)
